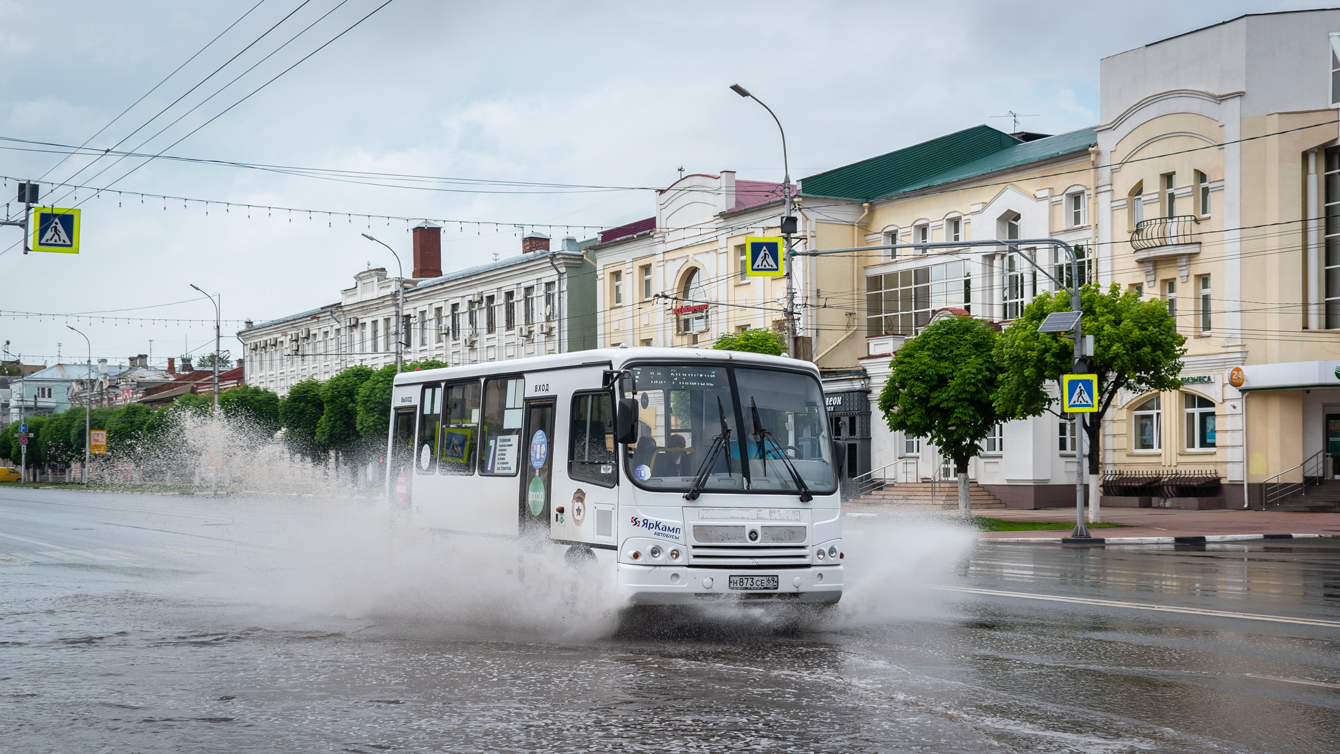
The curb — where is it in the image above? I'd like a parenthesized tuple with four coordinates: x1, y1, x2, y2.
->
(1051, 533, 1335, 545)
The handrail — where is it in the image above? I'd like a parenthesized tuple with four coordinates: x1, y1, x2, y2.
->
(1261, 449, 1325, 509)
(1131, 215, 1201, 251)
(849, 458, 913, 498)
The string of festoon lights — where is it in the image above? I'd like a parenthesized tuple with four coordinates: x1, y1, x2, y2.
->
(0, 310, 246, 327)
(0, 174, 610, 237)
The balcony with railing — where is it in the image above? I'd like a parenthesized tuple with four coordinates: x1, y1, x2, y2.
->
(1130, 215, 1201, 284)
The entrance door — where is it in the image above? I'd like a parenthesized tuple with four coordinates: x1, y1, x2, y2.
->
(390, 408, 416, 509)
(1328, 414, 1340, 479)
(520, 400, 556, 536)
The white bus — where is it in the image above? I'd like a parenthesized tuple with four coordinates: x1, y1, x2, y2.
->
(386, 347, 845, 606)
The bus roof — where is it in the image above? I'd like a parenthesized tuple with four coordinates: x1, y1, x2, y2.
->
(392, 347, 819, 387)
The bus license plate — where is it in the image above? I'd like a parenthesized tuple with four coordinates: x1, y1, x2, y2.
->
(729, 575, 778, 591)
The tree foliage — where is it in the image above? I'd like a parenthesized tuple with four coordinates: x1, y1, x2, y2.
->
(280, 378, 326, 460)
(877, 315, 1003, 473)
(219, 385, 281, 436)
(316, 366, 375, 457)
(354, 360, 447, 446)
(995, 283, 1186, 473)
(196, 351, 232, 369)
(712, 328, 785, 356)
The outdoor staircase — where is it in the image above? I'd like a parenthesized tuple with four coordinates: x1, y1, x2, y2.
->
(1268, 479, 1340, 512)
(848, 481, 1006, 511)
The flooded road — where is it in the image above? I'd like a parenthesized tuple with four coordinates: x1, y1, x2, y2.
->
(2, 488, 1338, 753)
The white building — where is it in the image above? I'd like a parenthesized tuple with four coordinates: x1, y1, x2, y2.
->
(239, 226, 596, 396)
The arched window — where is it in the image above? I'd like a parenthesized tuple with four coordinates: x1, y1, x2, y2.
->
(679, 268, 709, 335)
(1132, 396, 1161, 451)
(1184, 393, 1216, 450)
(1128, 181, 1144, 230)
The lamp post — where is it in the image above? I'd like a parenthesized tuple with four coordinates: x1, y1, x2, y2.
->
(361, 233, 404, 373)
(66, 325, 91, 487)
(189, 284, 221, 411)
(731, 83, 797, 358)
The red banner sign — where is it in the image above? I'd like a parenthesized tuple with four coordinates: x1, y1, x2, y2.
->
(672, 304, 709, 315)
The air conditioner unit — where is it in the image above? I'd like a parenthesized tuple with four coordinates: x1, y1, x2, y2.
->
(519, 325, 534, 338)
(302, 327, 311, 338)
(347, 316, 359, 327)
(464, 334, 478, 347)
(539, 322, 555, 335)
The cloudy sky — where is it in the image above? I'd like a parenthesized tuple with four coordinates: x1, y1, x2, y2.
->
(0, 0, 1318, 368)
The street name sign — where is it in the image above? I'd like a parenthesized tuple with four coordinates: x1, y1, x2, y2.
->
(745, 236, 784, 277)
(30, 207, 80, 254)
(1062, 374, 1098, 413)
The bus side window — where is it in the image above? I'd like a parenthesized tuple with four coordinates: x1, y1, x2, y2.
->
(439, 380, 481, 475)
(479, 376, 525, 476)
(570, 392, 617, 487)
(418, 384, 442, 474)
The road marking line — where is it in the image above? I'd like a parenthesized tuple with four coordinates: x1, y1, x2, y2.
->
(92, 548, 143, 560)
(0, 553, 31, 564)
(935, 585, 1340, 628)
(1244, 673, 1340, 689)
(0, 531, 67, 549)
(35, 550, 80, 561)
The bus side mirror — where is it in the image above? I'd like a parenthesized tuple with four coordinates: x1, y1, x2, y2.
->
(832, 440, 847, 480)
(615, 398, 639, 444)
(602, 369, 618, 389)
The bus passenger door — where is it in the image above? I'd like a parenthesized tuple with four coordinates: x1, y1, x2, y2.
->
(520, 400, 555, 536)
(390, 408, 416, 510)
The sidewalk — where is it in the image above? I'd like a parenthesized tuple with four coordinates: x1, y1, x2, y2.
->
(980, 507, 1340, 543)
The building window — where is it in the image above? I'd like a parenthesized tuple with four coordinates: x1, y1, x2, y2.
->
(914, 223, 929, 252)
(359, 322, 367, 352)
(1132, 396, 1161, 451)
(1324, 146, 1340, 328)
(902, 434, 921, 456)
(434, 306, 444, 343)
(1069, 191, 1085, 227)
(866, 260, 970, 336)
(1185, 393, 1216, 450)
(641, 338, 652, 347)
(1196, 170, 1211, 216)
(737, 245, 748, 282)
(468, 302, 478, 335)
(1164, 279, 1176, 322)
(1059, 418, 1077, 454)
(419, 311, 428, 347)
(612, 270, 623, 306)
(1055, 243, 1089, 290)
(1130, 283, 1143, 298)
(1163, 173, 1177, 217)
(1129, 181, 1144, 229)
(544, 282, 556, 321)
(983, 423, 1003, 454)
(485, 295, 496, 334)
(1004, 253, 1025, 320)
(449, 304, 460, 339)
(371, 320, 379, 352)
(883, 228, 899, 259)
(679, 268, 709, 334)
(37, 386, 53, 399)
(504, 291, 515, 330)
(947, 217, 962, 243)
(642, 264, 654, 298)
(1199, 275, 1212, 333)
(523, 286, 535, 326)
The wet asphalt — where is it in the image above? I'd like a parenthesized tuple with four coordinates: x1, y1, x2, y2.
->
(1, 487, 1337, 753)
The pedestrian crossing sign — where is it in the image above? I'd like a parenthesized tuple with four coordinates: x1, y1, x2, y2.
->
(30, 207, 80, 254)
(1062, 373, 1098, 413)
(746, 236, 784, 277)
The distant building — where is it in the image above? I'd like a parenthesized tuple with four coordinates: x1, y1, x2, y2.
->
(8, 363, 109, 423)
(68, 354, 175, 408)
(238, 225, 596, 396)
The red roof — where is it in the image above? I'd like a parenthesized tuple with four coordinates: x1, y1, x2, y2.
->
(732, 180, 788, 211)
(599, 216, 655, 245)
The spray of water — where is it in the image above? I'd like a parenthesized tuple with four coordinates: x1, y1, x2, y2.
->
(94, 412, 978, 640)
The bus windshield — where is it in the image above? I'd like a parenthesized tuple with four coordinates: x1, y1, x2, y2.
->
(622, 363, 836, 496)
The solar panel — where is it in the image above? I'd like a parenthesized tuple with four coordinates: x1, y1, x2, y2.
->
(1037, 310, 1082, 333)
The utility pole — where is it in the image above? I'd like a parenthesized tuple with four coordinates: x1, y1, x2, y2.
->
(190, 284, 222, 410)
(361, 234, 404, 373)
(731, 84, 799, 358)
(66, 325, 91, 487)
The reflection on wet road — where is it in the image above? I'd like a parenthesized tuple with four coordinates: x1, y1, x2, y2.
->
(2, 489, 1337, 753)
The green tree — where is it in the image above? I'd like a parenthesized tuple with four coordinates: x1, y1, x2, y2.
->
(219, 385, 281, 436)
(712, 328, 785, 356)
(995, 283, 1186, 522)
(280, 377, 326, 460)
(354, 359, 447, 446)
(317, 366, 375, 462)
(40, 409, 80, 464)
(105, 403, 155, 453)
(877, 315, 1003, 520)
(144, 392, 212, 443)
(5, 416, 48, 466)
(196, 351, 232, 369)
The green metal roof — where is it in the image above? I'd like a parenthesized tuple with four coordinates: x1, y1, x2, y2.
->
(799, 125, 1098, 202)
(800, 125, 1021, 201)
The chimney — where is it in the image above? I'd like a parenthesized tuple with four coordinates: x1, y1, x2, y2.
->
(522, 231, 551, 255)
(412, 222, 442, 278)
(720, 170, 736, 212)
(561, 236, 579, 253)
(235, 356, 243, 371)
(181, 356, 193, 373)
(167, 357, 175, 374)
(129, 354, 147, 368)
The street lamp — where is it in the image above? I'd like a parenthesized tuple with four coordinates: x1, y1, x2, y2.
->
(65, 325, 90, 487)
(361, 233, 405, 373)
(731, 83, 797, 358)
(189, 283, 221, 411)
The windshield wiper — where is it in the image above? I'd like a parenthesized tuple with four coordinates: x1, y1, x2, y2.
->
(684, 397, 732, 501)
(750, 398, 812, 502)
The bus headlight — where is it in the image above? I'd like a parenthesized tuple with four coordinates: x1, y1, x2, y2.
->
(816, 549, 825, 561)
(828, 546, 838, 558)
(649, 546, 663, 559)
